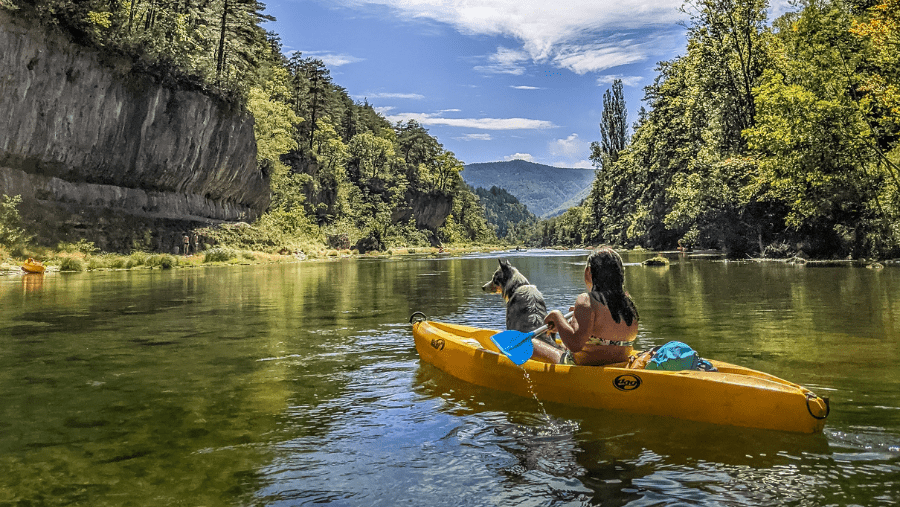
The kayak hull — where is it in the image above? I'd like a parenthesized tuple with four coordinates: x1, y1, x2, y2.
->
(21, 260, 45, 273)
(413, 320, 828, 434)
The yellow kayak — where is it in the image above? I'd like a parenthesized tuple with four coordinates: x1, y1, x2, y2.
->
(411, 318, 829, 434)
(21, 258, 46, 274)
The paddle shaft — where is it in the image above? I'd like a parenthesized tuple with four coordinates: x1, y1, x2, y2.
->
(510, 310, 575, 349)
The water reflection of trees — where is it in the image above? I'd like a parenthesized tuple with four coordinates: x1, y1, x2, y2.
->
(627, 261, 899, 367)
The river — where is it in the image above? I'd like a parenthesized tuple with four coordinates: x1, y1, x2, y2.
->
(1, 250, 898, 506)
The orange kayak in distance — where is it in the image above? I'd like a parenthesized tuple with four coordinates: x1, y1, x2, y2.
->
(21, 259, 46, 274)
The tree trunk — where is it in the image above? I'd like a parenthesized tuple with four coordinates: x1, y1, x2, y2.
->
(216, 0, 229, 79)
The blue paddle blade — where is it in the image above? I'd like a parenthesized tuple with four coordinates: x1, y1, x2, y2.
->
(490, 329, 535, 366)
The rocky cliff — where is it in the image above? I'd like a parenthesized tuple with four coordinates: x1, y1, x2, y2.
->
(0, 10, 269, 252)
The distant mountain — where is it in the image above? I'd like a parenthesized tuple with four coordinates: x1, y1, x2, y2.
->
(462, 160, 596, 218)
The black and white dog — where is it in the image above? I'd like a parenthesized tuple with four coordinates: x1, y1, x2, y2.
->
(482, 259, 553, 345)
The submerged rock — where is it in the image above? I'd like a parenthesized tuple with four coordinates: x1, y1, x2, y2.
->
(642, 256, 670, 266)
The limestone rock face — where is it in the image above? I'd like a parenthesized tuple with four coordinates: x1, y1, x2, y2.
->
(393, 189, 453, 232)
(0, 11, 269, 252)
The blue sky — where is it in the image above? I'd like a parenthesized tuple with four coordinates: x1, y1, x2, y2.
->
(262, 0, 791, 168)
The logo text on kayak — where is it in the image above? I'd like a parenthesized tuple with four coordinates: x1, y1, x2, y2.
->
(613, 374, 642, 391)
(430, 338, 445, 351)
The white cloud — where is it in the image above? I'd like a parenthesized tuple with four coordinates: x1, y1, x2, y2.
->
(338, 0, 685, 69)
(549, 133, 589, 159)
(457, 133, 493, 141)
(511, 85, 542, 90)
(473, 46, 530, 75)
(505, 153, 535, 162)
(297, 51, 364, 67)
(596, 74, 643, 87)
(548, 159, 594, 168)
(382, 111, 556, 130)
(552, 41, 647, 74)
(569, 160, 595, 169)
(364, 92, 426, 100)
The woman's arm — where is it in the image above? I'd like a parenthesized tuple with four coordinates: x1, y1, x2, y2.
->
(545, 293, 593, 352)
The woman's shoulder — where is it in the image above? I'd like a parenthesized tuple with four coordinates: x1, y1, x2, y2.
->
(575, 292, 593, 306)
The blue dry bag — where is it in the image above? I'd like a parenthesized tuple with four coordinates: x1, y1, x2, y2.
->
(644, 341, 700, 371)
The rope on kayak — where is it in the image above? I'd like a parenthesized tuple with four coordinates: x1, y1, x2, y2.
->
(409, 311, 427, 324)
(807, 393, 830, 420)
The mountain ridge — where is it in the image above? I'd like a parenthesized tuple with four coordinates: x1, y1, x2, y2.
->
(461, 160, 595, 218)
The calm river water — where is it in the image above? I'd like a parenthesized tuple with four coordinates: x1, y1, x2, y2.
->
(1, 250, 898, 506)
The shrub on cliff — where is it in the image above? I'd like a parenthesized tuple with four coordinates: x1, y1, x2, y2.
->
(0, 195, 31, 250)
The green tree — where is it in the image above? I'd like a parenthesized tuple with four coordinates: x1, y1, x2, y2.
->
(246, 67, 300, 167)
(432, 151, 464, 192)
(851, 0, 900, 129)
(348, 131, 397, 182)
(683, 0, 768, 150)
(438, 182, 494, 245)
(309, 119, 351, 222)
(744, 0, 892, 255)
(396, 120, 442, 186)
(587, 78, 628, 244)
(851, 0, 900, 239)
(590, 79, 629, 169)
(0, 195, 31, 249)
(286, 56, 338, 154)
(581, 0, 772, 252)
(214, 0, 273, 81)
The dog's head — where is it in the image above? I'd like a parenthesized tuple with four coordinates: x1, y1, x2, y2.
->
(482, 259, 529, 300)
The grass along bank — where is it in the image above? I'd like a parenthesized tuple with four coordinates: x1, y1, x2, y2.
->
(0, 240, 516, 275)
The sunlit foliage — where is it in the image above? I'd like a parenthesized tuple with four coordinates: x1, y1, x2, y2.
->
(549, 0, 899, 258)
(9, 0, 494, 254)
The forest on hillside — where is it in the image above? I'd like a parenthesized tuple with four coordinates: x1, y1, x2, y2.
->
(4, 0, 493, 253)
(472, 186, 538, 243)
(4, 0, 899, 259)
(462, 161, 596, 218)
(540, 0, 900, 259)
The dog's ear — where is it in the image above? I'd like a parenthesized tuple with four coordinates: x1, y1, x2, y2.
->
(499, 258, 511, 269)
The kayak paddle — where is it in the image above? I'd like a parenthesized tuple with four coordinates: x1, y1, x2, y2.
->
(490, 311, 574, 366)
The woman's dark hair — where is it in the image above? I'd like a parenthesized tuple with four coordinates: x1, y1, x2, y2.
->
(587, 247, 639, 326)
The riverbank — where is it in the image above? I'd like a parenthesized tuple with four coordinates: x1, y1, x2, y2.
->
(4, 244, 898, 275)
(0, 243, 525, 275)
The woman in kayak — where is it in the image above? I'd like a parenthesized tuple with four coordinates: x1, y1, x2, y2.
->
(533, 247, 639, 365)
